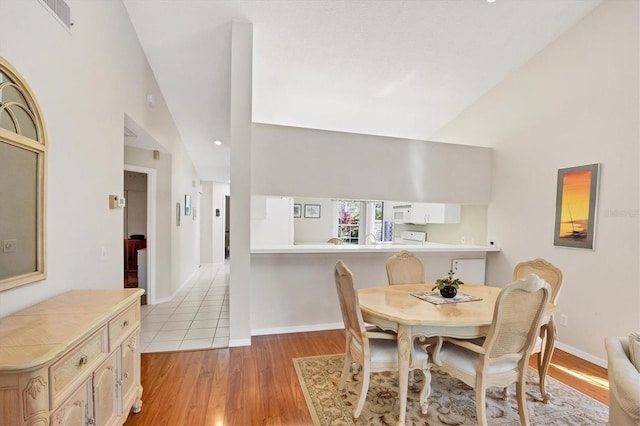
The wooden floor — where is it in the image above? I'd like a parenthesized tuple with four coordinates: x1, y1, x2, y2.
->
(124, 329, 608, 426)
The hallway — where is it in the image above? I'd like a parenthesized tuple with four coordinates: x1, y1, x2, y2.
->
(139, 263, 229, 352)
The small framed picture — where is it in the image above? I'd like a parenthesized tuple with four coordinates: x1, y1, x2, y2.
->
(293, 204, 301, 218)
(304, 204, 321, 219)
(185, 194, 191, 216)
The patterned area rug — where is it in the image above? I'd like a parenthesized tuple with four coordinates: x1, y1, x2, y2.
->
(293, 354, 608, 425)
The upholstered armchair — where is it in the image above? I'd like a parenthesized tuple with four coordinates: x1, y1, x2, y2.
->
(605, 336, 640, 425)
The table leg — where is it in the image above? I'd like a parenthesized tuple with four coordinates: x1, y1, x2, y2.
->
(397, 324, 412, 426)
(538, 317, 556, 403)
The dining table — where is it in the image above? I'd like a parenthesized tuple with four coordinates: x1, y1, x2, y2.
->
(358, 283, 558, 426)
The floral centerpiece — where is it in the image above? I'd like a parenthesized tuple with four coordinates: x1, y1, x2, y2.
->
(432, 269, 464, 298)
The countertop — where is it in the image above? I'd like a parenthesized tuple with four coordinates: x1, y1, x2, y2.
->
(251, 242, 500, 254)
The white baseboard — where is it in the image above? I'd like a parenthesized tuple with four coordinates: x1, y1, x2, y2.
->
(229, 338, 252, 347)
(555, 341, 607, 368)
(147, 266, 200, 305)
(252, 322, 343, 337)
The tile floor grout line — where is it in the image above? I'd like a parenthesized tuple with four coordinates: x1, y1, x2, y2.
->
(140, 263, 230, 353)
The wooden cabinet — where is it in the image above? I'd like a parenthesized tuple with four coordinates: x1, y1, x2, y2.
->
(0, 289, 144, 426)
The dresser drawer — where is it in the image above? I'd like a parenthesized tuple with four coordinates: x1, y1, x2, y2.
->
(108, 302, 139, 350)
(50, 326, 108, 407)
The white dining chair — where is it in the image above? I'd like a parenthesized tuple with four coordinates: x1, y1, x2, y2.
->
(431, 274, 551, 426)
(385, 250, 424, 285)
(334, 260, 432, 418)
(513, 258, 563, 402)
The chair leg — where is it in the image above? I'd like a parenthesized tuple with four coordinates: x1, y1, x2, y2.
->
(538, 322, 556, 403)
(354, 362, 371, 418)
(516, 377, 531, 426)
(475, 386, 488, 426)
(338, 351, 352, 391)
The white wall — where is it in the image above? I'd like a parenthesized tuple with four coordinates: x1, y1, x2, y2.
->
(0, 0, 199, 315)
(251, 123, 492, 204)
(229, 21, 253, 346)
(293, 197, 336, 243)
(432, 0, 639, 363)
(170, 148, 201, 295)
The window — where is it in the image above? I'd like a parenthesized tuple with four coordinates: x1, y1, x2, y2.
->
(337, 200, 360, 244)
(0, 57, 47, 292)
(337, 200, 383, 244)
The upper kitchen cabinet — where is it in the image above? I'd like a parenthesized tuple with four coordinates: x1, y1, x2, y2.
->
(393, 203, 461, 224)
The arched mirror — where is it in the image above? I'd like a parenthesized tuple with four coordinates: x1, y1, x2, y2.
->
(0, 56, 47, 292)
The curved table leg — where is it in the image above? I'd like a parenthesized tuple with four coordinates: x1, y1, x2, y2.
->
(538, 317, 557, 403)
(397, 325, 412, 426)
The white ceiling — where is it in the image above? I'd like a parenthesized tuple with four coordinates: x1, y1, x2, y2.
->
(123, 0, 601, 182)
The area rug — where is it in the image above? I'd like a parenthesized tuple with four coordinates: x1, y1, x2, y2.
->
(293, 354, 608, 425)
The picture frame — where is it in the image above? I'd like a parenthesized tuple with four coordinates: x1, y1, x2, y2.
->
(185, 194, 191, 216)
(304, 204, 321, 219)
(553, 163, 600, 249)
(176, 202, 181, 226)
(293, 204, 301, 218)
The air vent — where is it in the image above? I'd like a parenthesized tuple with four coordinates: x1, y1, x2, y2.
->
(39, 0, 72, 29)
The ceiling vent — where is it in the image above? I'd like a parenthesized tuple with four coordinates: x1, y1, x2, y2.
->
(39, 0, 72, 30)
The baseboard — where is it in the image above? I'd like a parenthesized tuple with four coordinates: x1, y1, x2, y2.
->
(147, 267, 200, 305)
(555, 341, 607, 368)
(252, 322, 343, 336)
(229, 338, 252, 347)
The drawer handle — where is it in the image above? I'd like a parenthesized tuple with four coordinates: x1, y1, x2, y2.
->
(77, 354, 88, 367)
(122, 319, 129, 328)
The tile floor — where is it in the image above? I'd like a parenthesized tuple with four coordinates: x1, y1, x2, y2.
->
(139, 262, 230, 353)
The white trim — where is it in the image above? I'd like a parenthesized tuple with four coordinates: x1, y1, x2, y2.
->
(124, 164, 157, 304)
(229, 338, 252, 347)
(251, 322, 343, 337)
(555, 341, 607, 368)
(148, 265, 200, 305)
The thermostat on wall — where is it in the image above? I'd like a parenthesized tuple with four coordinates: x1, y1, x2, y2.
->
(109, 195, 126, 209)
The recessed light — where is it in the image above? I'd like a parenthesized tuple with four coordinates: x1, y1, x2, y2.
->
(213, 140, 222, 146)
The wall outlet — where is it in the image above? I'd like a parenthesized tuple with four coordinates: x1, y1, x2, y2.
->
(559, 314, 568, 327)
(461, 236, 466, 244)
(3, 239, 17, 253)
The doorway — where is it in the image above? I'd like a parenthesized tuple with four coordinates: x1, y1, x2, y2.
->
(124, 170, 148, 304)
(123, 165, 157, 305)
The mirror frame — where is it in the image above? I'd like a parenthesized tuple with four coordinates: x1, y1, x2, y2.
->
(0, 56, 47, 292)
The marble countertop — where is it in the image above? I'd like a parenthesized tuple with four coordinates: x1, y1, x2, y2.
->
(251, 242, 500, 254)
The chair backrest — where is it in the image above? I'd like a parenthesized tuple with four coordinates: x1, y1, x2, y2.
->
(386, 250, 424, 285)
(328, 238, 344, 245)
(513, 258, 563, 304)
(483, 274, 551, 362)
(334, 260, 366, 345)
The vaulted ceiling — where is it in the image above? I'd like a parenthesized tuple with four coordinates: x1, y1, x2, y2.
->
(123, 0, 601, 182)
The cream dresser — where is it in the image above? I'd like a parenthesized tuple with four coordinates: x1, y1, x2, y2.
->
(0, 289, 144, 426)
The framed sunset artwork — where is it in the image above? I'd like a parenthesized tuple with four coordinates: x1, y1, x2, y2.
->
(553, 163, 600, 249)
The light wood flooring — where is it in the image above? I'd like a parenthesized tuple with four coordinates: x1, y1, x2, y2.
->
(124, 329, 608, 426)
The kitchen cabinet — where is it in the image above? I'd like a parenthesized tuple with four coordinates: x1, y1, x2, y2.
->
(0, 289, 143, 426)
(393, 203, 461, 224)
